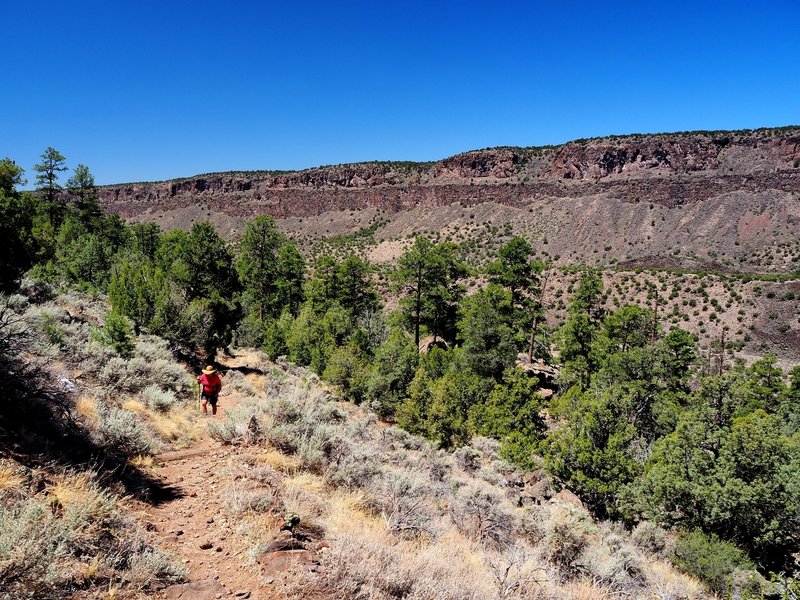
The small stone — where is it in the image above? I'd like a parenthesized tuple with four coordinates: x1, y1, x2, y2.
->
(215, 546, 223, 552)
(207, 517, 214, 523)
(200, 541, 214, 550)
(234, 592, 251, 598)
(175, 529, 184, 536)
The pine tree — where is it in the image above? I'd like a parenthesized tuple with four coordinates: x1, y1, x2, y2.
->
(66, 164, 102, 229)
(236, 215, 285, 320)
(393, 236, 467, 346)
(34, 147, 68, 224)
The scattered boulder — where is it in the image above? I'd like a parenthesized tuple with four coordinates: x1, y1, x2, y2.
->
(264, 537, 307, 553)
(258, 549, 321, 576)
(257, 514, 329, 576)
(515, 353, 560, 381)
(516, 469, 555, 506)
(552, 489, 584, 509)
(163, 581, 226, 600)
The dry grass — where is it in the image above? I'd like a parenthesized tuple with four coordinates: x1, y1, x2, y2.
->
(323, 489, 383, 535)
(646, 561, 707, 600)
(258, 447, 302, 473)
(130, 455, 154, 469)
(122, 398, 147, 413)
(75, 393, 99, 423)
(0, 461, 25, 493)
(46, 473, 101, 510)
(558, 580, 617, 600)
(150, 404, 200, 445)
(119, 394, 200, 447)
(283, 471, 326, 496)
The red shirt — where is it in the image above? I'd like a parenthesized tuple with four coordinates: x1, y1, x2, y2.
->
(198, 372, 221, 395)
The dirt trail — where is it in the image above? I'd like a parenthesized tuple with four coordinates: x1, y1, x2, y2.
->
(143, 351, 271, 600)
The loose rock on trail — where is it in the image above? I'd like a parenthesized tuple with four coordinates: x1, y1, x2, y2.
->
(142, 351, 274, 600)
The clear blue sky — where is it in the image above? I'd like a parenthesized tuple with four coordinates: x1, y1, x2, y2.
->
(2, 0, 799, 185)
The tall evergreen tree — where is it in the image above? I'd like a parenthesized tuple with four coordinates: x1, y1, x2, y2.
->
(0, 157, 25, 195)
(274, 242, 306, 317)
(34, 147, 68, 224)
(558, 269, 606, 389)
(457, 284, 517, 380)
(487, 235, 549, 359)
(336, 255, 379, 319)
(66, 163, 103, 229)
(236, 215, 286, 320)
(393, 236, 467, 346)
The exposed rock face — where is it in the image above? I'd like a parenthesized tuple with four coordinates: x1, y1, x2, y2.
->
(97, 127, 800, 272)
(99, 127, 800, 221)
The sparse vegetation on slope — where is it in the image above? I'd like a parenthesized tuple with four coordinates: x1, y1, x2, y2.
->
(206, 356, 710, 600)
(0, 284, 196, 598)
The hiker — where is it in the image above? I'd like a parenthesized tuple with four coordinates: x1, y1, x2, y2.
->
(197, 365, 222, 415)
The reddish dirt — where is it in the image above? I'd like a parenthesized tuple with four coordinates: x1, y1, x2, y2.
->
(142, 352, 273, 600)
(144, 433, 263, 598)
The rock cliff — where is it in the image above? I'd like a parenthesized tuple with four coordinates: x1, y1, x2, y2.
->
(98, 127, 800, 272)
(100, 127, 800, 219)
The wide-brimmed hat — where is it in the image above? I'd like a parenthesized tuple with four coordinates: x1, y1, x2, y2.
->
(202, 365, 217, 375)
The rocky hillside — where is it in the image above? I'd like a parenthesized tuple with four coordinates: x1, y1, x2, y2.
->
(99, 127, 800, 272)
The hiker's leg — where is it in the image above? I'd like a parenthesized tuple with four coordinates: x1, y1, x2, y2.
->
(201, 397, 208, 415)
(211, 397, 218, 415)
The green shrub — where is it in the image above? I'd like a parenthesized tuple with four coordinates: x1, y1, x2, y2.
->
(323, 345, 370, 404)
(149, 359, 193, 393)
(539, 503, 596, 574)
(631, 521, 670, 556)
(128, 547, 186, 589)
(139, 385, 178, 412)
(99, 309, 135, 358)
(134, 336, 173, 362)
(96, 404, 154, 456)
(672, 530, 754, 593)
(99, 356, 147, 392)
(100, 355, 191, 394)
(40, 314, 64, 347)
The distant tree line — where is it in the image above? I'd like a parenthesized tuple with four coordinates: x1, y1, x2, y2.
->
(2, 148, 799, 584)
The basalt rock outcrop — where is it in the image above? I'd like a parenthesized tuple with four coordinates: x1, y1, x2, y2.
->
(98, 127, 800, 273)
(99, 127, 800, 221)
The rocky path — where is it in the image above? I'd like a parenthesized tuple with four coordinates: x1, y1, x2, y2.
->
(143, 353, 268, 600)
